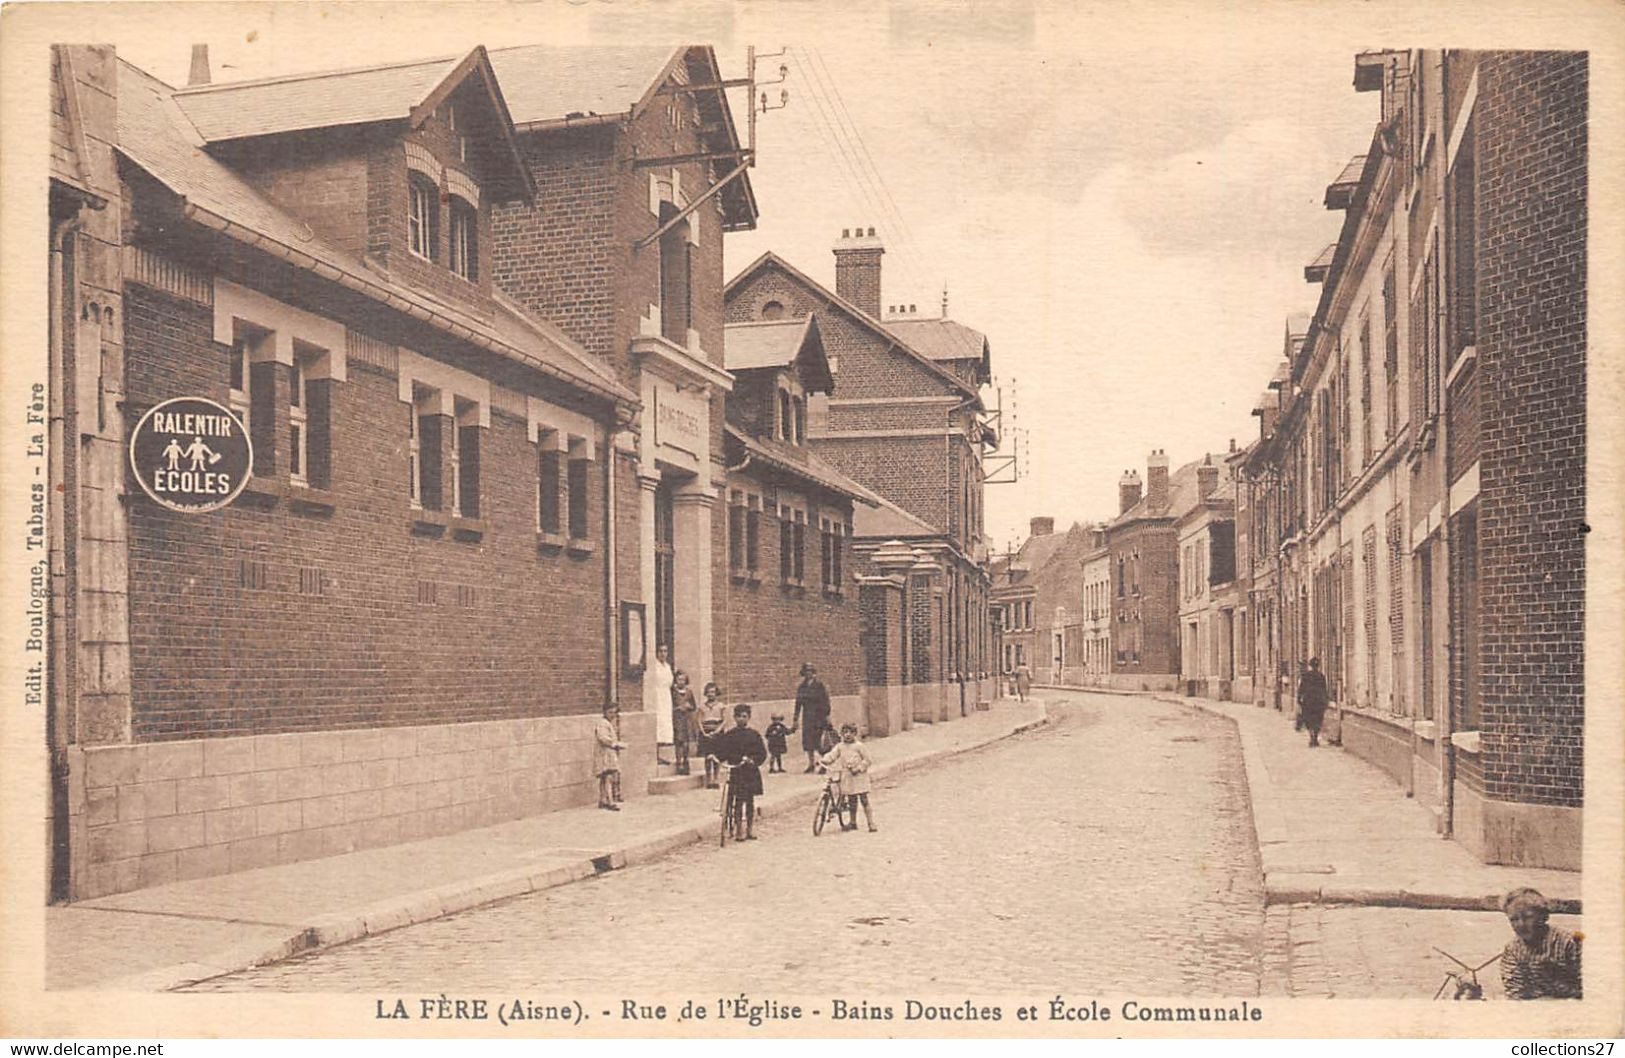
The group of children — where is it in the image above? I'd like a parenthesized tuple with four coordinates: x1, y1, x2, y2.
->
(591, 683, 877, 838)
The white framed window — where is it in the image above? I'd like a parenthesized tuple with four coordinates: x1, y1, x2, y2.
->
(228, 336, 251, 429)
(289, 353, 309, 486)
(448, 405, 462, 516)
(448, 197, 477, 282)
(407, 402, 422, 509)
(408, 175, 438, 261)
(446, 102, 467, 163)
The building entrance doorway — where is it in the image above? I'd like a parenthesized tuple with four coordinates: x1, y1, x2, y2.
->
(654, 480, 675, 655)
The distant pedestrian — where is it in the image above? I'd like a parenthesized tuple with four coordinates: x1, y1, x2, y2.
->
(1297, 657, 1328, 747)
(651, 644, 675, 765)
(792, 662, 831, 773)
(698, 681, 726, 789)
(764, 714, 791, 773)
(1015, 661, 1032, 702)
(711, 704, 767, 840)
(593, 703, 627, 811)
(671, 670, 697, 776)
(1500, 888, 1582, 999)
(821, 723, 876, 832)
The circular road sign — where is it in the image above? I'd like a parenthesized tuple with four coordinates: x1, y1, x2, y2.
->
(128, 396, 254, 513)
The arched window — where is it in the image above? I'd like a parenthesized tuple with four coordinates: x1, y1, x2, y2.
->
(448, 197, 478, 281)
(761, 299, 785, 321)
(408, 173, 439, 262)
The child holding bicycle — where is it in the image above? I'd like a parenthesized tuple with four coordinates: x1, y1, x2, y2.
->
(710, 703, 767, 840)
(821, 722, 876, 832)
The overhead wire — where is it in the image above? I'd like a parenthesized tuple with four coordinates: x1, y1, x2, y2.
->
(789, 46, 937, 313)
(805, 46, 938, 308)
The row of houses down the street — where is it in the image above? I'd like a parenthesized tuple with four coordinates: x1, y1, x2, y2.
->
(45, 43, 1003, 901)
(990, 49, 1585, 872)
(1239, 49, 1586, 870)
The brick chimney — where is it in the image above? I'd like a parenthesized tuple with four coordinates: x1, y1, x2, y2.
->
(1147, 449, 1170, 508)
(1029, 516, 1054, 538)
(1197, 453, 1219, 500)
(1118, 470, 1142, 514)
(834, 226, 884, 318)
(188, 44, 211, 86)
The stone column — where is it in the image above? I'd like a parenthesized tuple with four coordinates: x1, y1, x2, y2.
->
(868, 540, 918, 732)
(908, 551, 943, 724)
(857, 573, 906, 737)
(671, 487, 714, 692)
(637, 471, 660, 719)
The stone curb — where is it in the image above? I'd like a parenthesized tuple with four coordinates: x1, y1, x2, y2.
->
(97, 706, 1047, 992)
(1039, 686, 1585, 917)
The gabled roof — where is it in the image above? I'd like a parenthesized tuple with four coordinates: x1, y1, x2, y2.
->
(174, 46, 533, 200)
(725, 252, 981, 403)
(492, 44, 757, 231)
(723, 315, 834, 393)
(882, 316, 992, 383)
(852, 491, 940, 540)
(1110, 456, 1223, 529)
(723, 425, 881, 507)
(117, 57, 631, 409)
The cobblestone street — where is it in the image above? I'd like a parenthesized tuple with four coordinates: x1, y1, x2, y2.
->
(190, 691, 1267, 996)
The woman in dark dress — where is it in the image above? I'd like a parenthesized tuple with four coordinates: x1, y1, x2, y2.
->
(792, 662, 831, 773)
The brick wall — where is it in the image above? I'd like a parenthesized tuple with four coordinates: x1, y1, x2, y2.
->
(816, 436, 945, 532)
(491, 126, 619, 365)
(1108, 522, 1179, 675)
(123, 281, 615, 742)
(1472, 51, 1587, 807)
(221, 129, 376, 261)
(711, 487, 859, 704)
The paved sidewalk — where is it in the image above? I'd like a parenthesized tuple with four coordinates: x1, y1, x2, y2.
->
(1160, 692, 1580, 911)
(47, 700, 1045, 992)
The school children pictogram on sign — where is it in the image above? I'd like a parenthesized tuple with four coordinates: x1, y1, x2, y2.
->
(128, 396, 254, 513)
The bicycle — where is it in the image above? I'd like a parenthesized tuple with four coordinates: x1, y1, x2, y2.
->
(709, 757, 746, 847)
(813, 767, 849, 836)
(1432, 947, 1497, 1000)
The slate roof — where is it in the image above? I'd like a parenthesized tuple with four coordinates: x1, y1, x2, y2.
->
(883, 316, 991, 379)
(116, 57, 632, 407)
(723, 426, 881, 507)
(488, 45, 676, 127)
(173, 56, 455, 141)
(723, 316, 834, 393)
(1110, 456, 1224, 529)
(725, 252, 982, 403)
(852, 491, 941, 540)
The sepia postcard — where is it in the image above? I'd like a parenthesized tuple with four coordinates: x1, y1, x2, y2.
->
(1, 0, 1621, 1042)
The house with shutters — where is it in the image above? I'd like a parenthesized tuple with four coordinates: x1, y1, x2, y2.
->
(1243, 50, 1587, 869)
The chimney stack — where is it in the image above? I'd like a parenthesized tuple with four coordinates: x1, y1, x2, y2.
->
(188, 43, 211, 86)
(1118, 470, 1142, 514)
(833, 226, 884, 319)
(1147, 449, 1170, 508)
(1029, 516, 1055, 538)
(1197, 453, 1219, 500)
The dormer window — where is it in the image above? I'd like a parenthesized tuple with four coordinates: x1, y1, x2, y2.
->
(408, 173, 439, 262)
(449, 197, 478, 281)
(446, 102, 467, 163)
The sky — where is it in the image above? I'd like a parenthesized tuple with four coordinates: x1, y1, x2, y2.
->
(115, 1, 1381, 554)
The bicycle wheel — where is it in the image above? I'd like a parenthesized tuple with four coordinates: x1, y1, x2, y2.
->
(814, 792, 830, 836)
(718, 782, 732, 847)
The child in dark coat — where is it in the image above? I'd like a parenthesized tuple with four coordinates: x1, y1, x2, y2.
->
(764, 714, 791, 773)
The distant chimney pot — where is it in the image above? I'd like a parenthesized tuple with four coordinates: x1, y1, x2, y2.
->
(842, 228, 851, 238)
(1029, 516, 1055, 538)
(188, 43, 211, 86)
